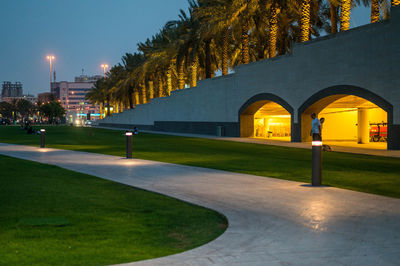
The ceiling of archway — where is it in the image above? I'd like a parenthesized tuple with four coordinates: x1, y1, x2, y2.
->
(325, 95, 378, 108)
(255, 102, 290, 116)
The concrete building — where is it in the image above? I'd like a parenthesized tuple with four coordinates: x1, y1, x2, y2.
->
(51, 75, 101, 124)
(1, 82, 36, 104)
(100, 6, 400, 150)
(1, 81, 23, 100)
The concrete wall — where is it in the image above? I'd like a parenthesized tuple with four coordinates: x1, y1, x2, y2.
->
(101, 6, 400, 149)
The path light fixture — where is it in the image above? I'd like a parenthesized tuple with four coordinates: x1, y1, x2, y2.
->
(126, 131, 133, 158)
(40, 129, 46, 148)
(311, 141, 322, 186)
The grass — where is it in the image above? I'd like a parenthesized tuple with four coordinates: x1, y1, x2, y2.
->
(1, 125, 400, 198)
(0, 154, 227, 265)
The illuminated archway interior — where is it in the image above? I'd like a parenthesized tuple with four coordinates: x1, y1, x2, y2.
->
(240, 100, 291, 140)
(302, 95, 387, 147)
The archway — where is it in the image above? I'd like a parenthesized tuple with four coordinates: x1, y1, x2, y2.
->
(239, 93, 293, 140)
(298, 86, 393, 149)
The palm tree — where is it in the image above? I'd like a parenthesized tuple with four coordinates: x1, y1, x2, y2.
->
(329, 0, 339, 32)
(300, 0, 312, 41)
(339, 0, 352, 31)
(86, 79, 106, 118)
(371, 0, 380, 22)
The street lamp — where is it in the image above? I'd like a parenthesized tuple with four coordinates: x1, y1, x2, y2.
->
(46, 55, 55, 89)
(101, 64, 109, 78)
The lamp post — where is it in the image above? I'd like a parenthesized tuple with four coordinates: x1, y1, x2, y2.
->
(101, 64, 109, 78)
(100, 64, 109, 119)
(46, 55, 55, 90)
(311, 140, 322, 186)
(126, 131, 133, 158)
(40, 129, 46, 148)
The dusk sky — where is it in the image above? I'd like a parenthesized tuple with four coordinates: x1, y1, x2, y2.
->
(0, 0, 370, 96)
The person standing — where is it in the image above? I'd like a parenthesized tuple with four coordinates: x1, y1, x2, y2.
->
(310, 113, 321, 141)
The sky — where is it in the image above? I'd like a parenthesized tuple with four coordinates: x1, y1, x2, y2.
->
(0, 0, 370, 96)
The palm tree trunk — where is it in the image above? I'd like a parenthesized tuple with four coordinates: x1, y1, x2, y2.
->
(129, 93, 133, 108)
(167, 67, 172, 96)
(178, 60, 185, 89)
(120, 102, 124, 112)
(141, 83, 147, 104)
(222, 27, 229, 76)
(106, 99, 111, 116)
(278, 32, 286, 55)
(149, 80, 154, 99)
(300, 0, 311, 42)
(392, 0, 400, 6)
(371, 0, 380, 23)
(99, 102, 103, 119)
(205, 39, 212, 78)
(340, 0, 351, 31)
(134, 91, 139, 106)
(158, 76, 164, 97)
(330, 2, 338, 33)
(190, 56, 198, 87)
(241, 21, 250, 64)
(269, 3, 280, 58)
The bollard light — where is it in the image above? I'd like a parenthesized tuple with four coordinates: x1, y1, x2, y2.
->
(40, 129, 46, 148)
(125, 131, 133, 159)
(311, 141, 322, 186)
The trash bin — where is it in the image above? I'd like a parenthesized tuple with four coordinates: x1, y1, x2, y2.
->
(217, 126, 223, 137)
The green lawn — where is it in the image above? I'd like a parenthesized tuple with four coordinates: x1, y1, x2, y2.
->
(1, 125, 400, 198)
(0, 154, 227, 265)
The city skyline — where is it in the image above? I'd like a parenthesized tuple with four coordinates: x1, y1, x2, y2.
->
(0, 0, 369, 96)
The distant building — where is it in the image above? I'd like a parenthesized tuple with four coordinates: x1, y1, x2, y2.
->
(37, 92, 54, 104)
(51, 75, 101, 124)
(1, 81, 36, 103)
(1, 81, 23, 100)
(1, 94, 37, 104)
(74, 75, 103, 83)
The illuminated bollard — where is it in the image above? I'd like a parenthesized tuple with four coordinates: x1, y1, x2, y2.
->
(312, 141, 322, 186)
(126, 131, 133, 158)
(40, 129, 46, 148)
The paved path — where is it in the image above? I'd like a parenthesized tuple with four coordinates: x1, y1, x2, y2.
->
(1, 143, 400, 266)
(95, 126, 400, 158)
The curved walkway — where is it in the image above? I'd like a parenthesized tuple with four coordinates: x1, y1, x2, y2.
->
(1, 143, 400, 265)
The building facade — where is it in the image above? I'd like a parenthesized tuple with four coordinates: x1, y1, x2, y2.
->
(1, 81, 37, 104)
(1, 81, 23, 100)
(100, 7, 400, 150)
(51, 75, 101, 124)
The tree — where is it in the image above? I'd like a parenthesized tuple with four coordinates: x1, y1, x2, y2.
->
(17, 99, 35, 120)
(40, 101, 65, 124)
(0, 102, 13, 119)
(86, 79, 107, 118)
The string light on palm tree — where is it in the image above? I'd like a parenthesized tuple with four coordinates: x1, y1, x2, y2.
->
(101, 64, 109, 78)
(46, 55, 55, 89)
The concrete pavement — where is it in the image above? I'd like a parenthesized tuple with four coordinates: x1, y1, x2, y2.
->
(1, 143, 399, 265)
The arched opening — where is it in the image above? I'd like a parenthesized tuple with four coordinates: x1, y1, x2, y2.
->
(300, 87, 392, 149)
(239, 94, 293, 140)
